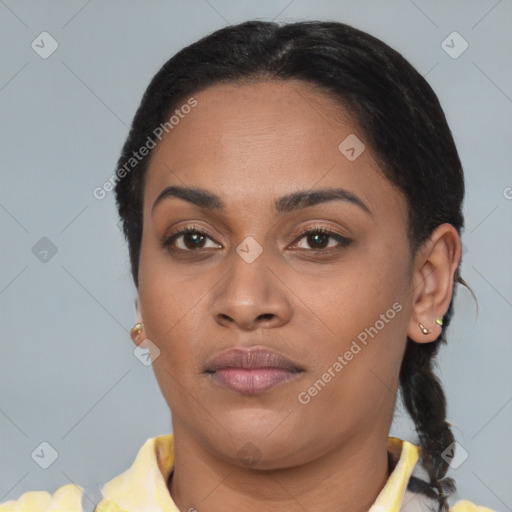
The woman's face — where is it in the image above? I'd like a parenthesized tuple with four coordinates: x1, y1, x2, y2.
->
(137, 80, 419, 468)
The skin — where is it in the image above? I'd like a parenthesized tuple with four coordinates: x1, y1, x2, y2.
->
(131, 80, 461, 512)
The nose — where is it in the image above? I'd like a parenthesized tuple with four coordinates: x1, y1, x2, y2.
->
(211, 248, 293, 331)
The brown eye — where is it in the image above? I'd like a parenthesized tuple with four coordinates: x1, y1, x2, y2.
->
(176, 231, 207, 250)
(291, 228, 352, 253)
(163, 226, 221, 252)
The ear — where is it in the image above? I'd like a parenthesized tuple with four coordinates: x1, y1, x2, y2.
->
(130, 296, 149, 348)
(407, 223, 462, 343)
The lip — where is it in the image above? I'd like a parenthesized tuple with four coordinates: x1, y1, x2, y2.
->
(204, 347, 304, 395)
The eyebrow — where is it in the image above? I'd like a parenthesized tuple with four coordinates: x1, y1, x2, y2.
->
(151, 185, 373, 217)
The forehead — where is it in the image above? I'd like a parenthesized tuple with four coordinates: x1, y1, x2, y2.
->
(143, 80, 406, 221)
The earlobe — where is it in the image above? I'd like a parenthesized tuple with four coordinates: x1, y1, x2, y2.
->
(130, 297, 147, 346)
(130, 321, 150, 348)
(130, 322, 143, 340)
(411, 317, 444, 343)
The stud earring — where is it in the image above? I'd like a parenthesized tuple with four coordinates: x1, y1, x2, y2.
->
(436, 317, 444, 326)
(418, 323, 430, 335)
(131, 322, 143, 339)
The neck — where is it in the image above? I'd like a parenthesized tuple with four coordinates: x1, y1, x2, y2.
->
(168, 426, 393, 512)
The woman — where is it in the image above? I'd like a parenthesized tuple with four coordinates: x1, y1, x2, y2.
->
(0, 19, 497, 512)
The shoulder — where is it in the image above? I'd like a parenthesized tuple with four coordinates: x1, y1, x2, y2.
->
(0, 483, 83, 511)
(0, 434, 169, 512)
(450, 499, 498, 512)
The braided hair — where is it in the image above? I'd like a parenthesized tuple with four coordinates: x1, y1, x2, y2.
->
(114, 20, 473, 511)
(401, 269, 476, 511)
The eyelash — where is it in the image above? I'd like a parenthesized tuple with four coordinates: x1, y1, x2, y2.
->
(162, 223, 352, 256)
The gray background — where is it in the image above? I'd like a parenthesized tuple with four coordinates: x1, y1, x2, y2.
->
(0, 1, 511, 510)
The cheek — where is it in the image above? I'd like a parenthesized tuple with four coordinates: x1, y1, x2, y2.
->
(299, 318, 405, 436)
(140, 281, 203, 356)
(305, 252, 406, 342)
(138, 252, 196, 358)
(138, 260, 220, 388)
(139, 237, 194, 324)
(300, 262, 408, 402)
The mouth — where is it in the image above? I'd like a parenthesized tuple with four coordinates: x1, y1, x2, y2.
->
(204, 347, 304, 395)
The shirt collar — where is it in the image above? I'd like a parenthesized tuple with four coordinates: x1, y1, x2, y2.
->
(99, 434, 420, 512)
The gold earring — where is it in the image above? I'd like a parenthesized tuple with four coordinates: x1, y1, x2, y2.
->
(418, 323, 430, 335)
(131, 323, 143, 339)
(436, 317, 444, 326)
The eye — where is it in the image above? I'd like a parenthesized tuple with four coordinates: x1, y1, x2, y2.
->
(162, 224, 352, 255)
(162, 225, 221, 252)
(290, 227, 352, 254)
